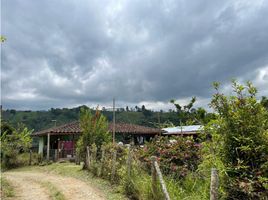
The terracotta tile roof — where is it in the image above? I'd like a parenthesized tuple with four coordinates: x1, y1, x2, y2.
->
(33, 121, 162, 136)
(108, 123, 162, 134)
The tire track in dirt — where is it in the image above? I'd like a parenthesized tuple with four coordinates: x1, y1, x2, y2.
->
(3, 171, 106, 200)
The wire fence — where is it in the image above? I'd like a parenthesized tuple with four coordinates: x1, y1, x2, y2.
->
(78, 144, 219, 200)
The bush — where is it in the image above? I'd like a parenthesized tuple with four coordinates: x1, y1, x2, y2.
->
(208, 81, 268, 199)
(100, 143, 128, 183)
(1, 123, 33, 169)
(76, 108, 111, 170)
(137, 136, 201, 179)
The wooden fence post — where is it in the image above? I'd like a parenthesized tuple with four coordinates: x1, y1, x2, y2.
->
(86, 146, 90, 169)
(29, 150, 32, 165)
(100, 146, 105, 176)
(111, 150, 117, 183)
(151, 156, 171, 200)
(151, 156, 158, 198)
(210, 168, 219, 200)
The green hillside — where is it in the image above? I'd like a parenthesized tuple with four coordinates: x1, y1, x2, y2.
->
(1, 105, 210, 132)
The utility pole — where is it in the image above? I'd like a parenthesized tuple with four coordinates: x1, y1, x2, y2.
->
(158, 112, 161, 136)
(180, 119, 183, 133)
(113, 98, 115, 145)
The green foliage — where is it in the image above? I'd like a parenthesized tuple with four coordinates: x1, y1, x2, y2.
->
(261, 96, 268, 110)
(1, 122, 33, 169)
(99, 143, 128, 183)
(76, 107, 111, 169)
(2, 104, 215, 134)
(123, 166, 157, 200)
(208, 81, 268, 199)
(1, 177, 15, 198)
(198, 119, 228, 199)
(171, 97, 196, 113)
(138, 136, 201, 179)
(170, 97, 216, 125)
(40, 181, 66, 200)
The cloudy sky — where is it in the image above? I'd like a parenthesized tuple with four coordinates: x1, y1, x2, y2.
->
(2, 0, 268, 111)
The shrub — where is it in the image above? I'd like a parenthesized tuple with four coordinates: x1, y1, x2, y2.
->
(137, 136, 201, 179)
(100, 143, 128, 183)
(76, 107, 111, 169)
(209, 81, 268, 199)
(0, 123, 33, 169)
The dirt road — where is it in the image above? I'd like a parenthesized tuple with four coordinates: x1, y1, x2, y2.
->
(3, 171, 106, 200)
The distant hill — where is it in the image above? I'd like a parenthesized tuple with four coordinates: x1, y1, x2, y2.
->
(1, 105, 180, 132)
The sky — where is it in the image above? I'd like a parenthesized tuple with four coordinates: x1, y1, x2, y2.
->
(1, 0, 268, 111)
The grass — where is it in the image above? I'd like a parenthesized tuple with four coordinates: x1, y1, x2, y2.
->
(5, 161, 214, 200)
(1, 176, 15, 199)
(9, 162, 127, 200)
(40, 181, 65, 200)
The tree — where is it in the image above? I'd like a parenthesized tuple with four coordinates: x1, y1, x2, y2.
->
(0, 122, 32, 169)
(141, 105, 152, 118)
(261, 96, 268, 110)
(135, 105, 141, 112)
(76, 107, 111, 169)
(141, 105, 146, 112)
(170, 97, 197, 124)
(208, 81, 268, 199)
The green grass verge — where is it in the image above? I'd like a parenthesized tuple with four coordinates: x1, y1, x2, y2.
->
(40, 181, 65, 200)
(1, 176, 15, 198)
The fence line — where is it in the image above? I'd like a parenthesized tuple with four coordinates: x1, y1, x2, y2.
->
(85, 145, 219, 200)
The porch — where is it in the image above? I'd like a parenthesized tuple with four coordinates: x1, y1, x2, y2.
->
(38, 133, 79, 160)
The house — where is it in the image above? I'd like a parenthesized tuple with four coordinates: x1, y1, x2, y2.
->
(33, 121, 162, 160)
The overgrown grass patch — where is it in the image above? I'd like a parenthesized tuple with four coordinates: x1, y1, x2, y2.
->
(40, 181, 65, 200)
(1, 176, 15, 198)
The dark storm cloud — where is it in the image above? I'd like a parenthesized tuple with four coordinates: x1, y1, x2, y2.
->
(2, 0, 268, 110)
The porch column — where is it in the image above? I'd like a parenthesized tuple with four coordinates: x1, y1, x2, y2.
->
(47, 133, 50, 160)
(38, 137, 44, 156)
